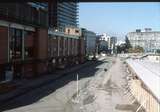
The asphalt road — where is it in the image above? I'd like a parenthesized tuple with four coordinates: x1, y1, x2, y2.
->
(0, 56, 113, 112)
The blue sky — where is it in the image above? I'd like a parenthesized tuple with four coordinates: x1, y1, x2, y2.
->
(79, 2, 160, 40)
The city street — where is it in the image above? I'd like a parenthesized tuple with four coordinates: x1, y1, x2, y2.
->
(0, 57, 141, 112)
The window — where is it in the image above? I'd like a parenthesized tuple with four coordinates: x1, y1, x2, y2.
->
(75, 30, 79, 33)
(9, 28, 22, 60)
(25, 47, 34, 58)
(24, 31, 35, 59)
(68, 29, 70, 34)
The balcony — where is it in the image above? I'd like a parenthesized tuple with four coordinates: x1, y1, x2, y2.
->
(0, 3, 48, 28)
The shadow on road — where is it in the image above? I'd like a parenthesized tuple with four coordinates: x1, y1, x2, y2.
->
(0, 60, 108, 111)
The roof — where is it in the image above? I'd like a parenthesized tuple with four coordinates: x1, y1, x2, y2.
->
(127, 31, 160, 34)
(126, 59, 160, 102)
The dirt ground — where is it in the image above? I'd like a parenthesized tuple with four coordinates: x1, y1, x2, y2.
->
(2, 57, 144, 112)
(70, 57, 143, 112)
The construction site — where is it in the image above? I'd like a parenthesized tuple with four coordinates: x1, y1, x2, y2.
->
(0, 2, 160, 112)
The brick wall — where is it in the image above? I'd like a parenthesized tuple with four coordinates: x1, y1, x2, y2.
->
(35, 28, 48, 59)
(24, 32, 35, 47)
(79, 37, 85, 63)
(34, 28, 48, 75)
(22, 63, 34, 78)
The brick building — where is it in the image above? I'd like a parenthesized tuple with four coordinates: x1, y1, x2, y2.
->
(47, 1, 85, 70)
(0, 3, 48, 81)
(48, 27, 84, 70)
(0, 2, 86, 82)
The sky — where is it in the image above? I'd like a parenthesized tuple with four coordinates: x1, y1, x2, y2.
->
(79, 2, 160, 40)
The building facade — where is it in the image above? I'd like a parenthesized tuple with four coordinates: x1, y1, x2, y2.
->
(48, 27, 84, 69)
(99, 40, 108, 53)
(0, 3, 48, 81)
(108, 36, 117, 54)
(127, 29, 160, 53)
(0, 2, 86, 82)
(47, 1, 85, 69)
(48, 1, 78, 31)
(96, 35, 108, 54)
(97, 33, 117, 54)
(81, 28, 96, 56)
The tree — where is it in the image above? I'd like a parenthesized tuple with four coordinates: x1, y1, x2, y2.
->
(156, 49, 160, 54)
(135, 46, 144, 53)
(128, 46, 144, 53)
(125, 36, 132, 52)
(116, 36, 133, 54)
(116, 43, 127, 53)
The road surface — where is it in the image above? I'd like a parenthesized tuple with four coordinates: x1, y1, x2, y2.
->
(0, 57, 142, 112)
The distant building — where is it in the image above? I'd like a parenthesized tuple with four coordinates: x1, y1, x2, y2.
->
(108, 36, 117, 54)
(116, 40, 125, 46)
(96, 35, 108, 53)
(97, 33, 117, 54)
(99, 40, 108, 53)
(127, 28, 160, 53)
(99, 33, 110, 41)
(81, 28, 96, 56)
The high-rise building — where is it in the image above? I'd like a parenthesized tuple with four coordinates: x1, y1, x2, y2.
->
(48, 1, 78, 31)
(127, 28, 160, 53)
(108, 36, 117, 54)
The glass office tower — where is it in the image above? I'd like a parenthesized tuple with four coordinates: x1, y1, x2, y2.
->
(49, 1, 78, 31)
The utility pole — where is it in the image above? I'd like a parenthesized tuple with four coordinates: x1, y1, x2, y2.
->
(77, 74, 79, 99)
